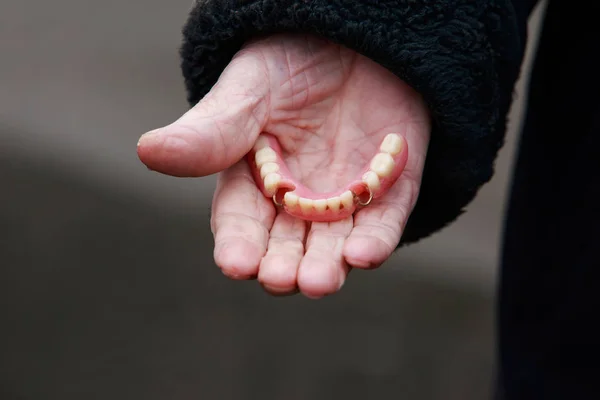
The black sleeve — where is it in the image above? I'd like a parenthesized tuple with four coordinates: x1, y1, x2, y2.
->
(179, 0, 540, 245)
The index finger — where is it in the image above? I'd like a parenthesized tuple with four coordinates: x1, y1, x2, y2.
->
(211, 160, 276, 279)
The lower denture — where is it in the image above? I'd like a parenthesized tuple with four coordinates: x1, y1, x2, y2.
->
(247, 132, 408, 222)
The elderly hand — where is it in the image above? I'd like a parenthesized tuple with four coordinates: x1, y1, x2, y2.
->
(137, 34, 431, 298)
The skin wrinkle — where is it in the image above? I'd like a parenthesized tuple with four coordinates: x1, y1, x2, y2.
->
(298, 36, 313, 110)
(213, 212, 269, 247)
(264, 238, 305, 260)
(157, 124, 217, 173)
(231, 39, 422, 239)
(303, 235, 350, 279)
(349, 177, 417, 248)
(284, 43, 300, 109)
(265, 45, 406, 192)
(180, 34, 427, 288)
(259, 213, 306, 294)
(352, 223, 399, 248)
(215, 217, 269, 255)
(345, 233, 395, 267)
(211, 171, 273, 233)
(276, 45, 347, 104)
(359, 197, 407, 228)
(214, 120, 231, 167)
(277, 66, 328, 113)
(233, 94, 267, 139)
(141, 0, 525, 297)
(186, 97, 259, 170)
(268, 211, 308, 241)
(195, 33, 421, 292)
(304, 242, 346, 264)
(248, 47, 274, 118)
(242, 68, 271, 137)
(209, 53, 272, 156)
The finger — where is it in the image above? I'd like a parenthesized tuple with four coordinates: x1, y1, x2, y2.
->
(258, 213, 307, 296)
(137, 52, 270, 177)
(297, 218, 353, 299)
(343, 178, 418, 269)
(211, 160, 276, 279)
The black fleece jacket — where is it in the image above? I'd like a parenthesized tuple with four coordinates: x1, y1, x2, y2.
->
(178, 3, 600, 399)
(178, 0, 538, 245)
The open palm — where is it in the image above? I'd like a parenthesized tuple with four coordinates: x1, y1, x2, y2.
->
(137, 34, 431, 298)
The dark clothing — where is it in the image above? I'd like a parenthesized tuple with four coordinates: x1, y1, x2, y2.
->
(499, 1, 600, 398)
(180, 0, 526, 245)
(180, 0, 600, 398)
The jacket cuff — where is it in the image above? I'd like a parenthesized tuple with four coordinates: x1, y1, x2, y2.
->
(179, 0, 526, 244)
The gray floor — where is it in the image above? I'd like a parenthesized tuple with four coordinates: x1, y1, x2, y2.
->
(0, 1, 545, 399)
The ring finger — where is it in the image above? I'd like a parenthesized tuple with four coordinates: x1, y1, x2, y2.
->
(258, 212, 308, 296)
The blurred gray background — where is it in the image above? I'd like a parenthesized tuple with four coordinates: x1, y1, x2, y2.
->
(0, 1, 546, 399)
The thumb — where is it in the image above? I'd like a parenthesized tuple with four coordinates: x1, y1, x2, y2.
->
(137, 57, 270, 177)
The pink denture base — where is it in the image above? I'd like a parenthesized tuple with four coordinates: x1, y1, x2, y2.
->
(246, 133, 408, 222)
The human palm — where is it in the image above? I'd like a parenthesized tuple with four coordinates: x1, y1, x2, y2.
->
(137, 34, 431, 298)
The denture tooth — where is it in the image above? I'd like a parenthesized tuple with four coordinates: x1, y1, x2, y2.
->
(299, 197, 314, 213)
(362, 171, 381, 191)
(326, 197, 341, 212)
(255, 147, 277, 168)
(283, 192, 299, 209)
(253, 136, 270, 152)
(370, 153, 395, 178)
(380, 133, 403, 155)
(340, 191, 354, 209)
(263, 172, 281, 195)
(260, 162, 280, 179)
(314, 199, 327, 213)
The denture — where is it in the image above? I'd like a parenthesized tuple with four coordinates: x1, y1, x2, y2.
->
(246, 133, 408, 222)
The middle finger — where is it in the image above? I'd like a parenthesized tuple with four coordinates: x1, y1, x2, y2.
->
(297, 218, 353, 299)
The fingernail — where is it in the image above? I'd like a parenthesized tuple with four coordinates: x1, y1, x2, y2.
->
(262, 284, 299, 297)
(221, 268, 256, 280)
(137, 129, 161, 147)
(304, 293, 324, 300)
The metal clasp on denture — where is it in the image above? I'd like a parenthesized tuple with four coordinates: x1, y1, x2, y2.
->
(273, 194, 283, 207)
(353, 183, 373, 207)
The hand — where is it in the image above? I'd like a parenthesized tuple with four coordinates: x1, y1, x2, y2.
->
(137, 34, 431, 298)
